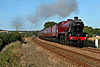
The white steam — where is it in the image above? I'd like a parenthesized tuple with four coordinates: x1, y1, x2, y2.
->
(28, 0, 78, 23)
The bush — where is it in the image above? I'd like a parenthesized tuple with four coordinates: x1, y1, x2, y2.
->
(99, 39, 100, 48)
(0, 32, 22, 50)
(0, 39, 3, 45)
(0, 39, 3, 50)
(20, 31, 38, 37)
(0, 34, 21, 45)
(84, 39, 100, 48)
(84, 40, 95, 48)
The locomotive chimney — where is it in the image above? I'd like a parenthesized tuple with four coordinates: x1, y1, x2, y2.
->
(74, 17, 78, 21)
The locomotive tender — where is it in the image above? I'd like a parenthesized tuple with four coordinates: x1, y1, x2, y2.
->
(38, 17, 89, 47)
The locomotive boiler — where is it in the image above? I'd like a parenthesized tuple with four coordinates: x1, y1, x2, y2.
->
(38, 17, 89, 47)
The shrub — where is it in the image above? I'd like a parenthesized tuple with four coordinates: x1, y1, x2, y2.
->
(0, 32, 22, 50)
(84, 40, 95, 48)
(0, 39, 3, 50)
(99, 39, 100, 48)
(0, 39, 3, 46)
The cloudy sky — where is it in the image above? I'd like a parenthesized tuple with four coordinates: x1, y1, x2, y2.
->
(0, 0, 100, 31)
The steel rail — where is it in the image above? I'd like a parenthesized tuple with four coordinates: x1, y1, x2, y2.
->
(32, 39, 93, 67)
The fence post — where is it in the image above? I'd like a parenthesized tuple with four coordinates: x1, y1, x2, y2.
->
(95, 36, 98, 48)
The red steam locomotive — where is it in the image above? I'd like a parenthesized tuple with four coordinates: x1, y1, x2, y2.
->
(38, 17, 89, 47)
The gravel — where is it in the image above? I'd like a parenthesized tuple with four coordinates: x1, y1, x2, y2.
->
(20, 37, 79, 67)
(37, 38, 100, 59)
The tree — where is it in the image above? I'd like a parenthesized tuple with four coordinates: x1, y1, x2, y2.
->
(97, 30, 100, 36)
(83, 26, 100, 37)
(44, 21, 57, 28)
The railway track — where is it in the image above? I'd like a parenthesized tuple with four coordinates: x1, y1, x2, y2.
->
(32, 38, 100, 67)
(64, 45, 100, 54)
(59, 42, 100, 54)
(81, 47, 100, 54)
(63, 45, 100, 54)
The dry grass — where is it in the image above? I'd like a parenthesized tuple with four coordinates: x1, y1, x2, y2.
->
(88, 36, 100, 41)
(0, 41, 22, 67)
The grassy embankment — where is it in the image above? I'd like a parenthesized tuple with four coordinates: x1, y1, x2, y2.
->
(0, 41, 22, 67)
(0, 31, 23, 67)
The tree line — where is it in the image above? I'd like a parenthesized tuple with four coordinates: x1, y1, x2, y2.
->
(83, 26, 100, 37)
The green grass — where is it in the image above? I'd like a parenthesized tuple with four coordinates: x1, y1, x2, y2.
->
(0, 41, 22, 67)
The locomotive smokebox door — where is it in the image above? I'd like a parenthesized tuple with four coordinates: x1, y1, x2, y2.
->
(74, 17, 78, 21)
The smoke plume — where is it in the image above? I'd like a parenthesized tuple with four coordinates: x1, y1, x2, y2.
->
(28, 0, 78, 23)
(12, 17, 23, 30)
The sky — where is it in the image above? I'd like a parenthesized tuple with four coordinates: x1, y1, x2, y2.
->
(0, 0, 100, 31)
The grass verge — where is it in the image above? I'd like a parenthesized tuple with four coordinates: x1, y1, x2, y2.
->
(0, 41, 22, 67)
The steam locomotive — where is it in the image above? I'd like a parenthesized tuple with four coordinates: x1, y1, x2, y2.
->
(38, 17, 89, 47)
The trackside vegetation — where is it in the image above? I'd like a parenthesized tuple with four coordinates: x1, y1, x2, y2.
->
(0, 41, 22, 67)
(0, 31, 39, 67)
(83, 26, 100, 48)
(96, 39, 100, 48)
(20, 31, 38, 37)
(83, 26, 100, 37)
(0, 31, 22, 50)
(0, 31, 23, 67)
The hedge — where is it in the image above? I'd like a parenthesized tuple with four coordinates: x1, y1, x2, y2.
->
(0, 33, 22, 50)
